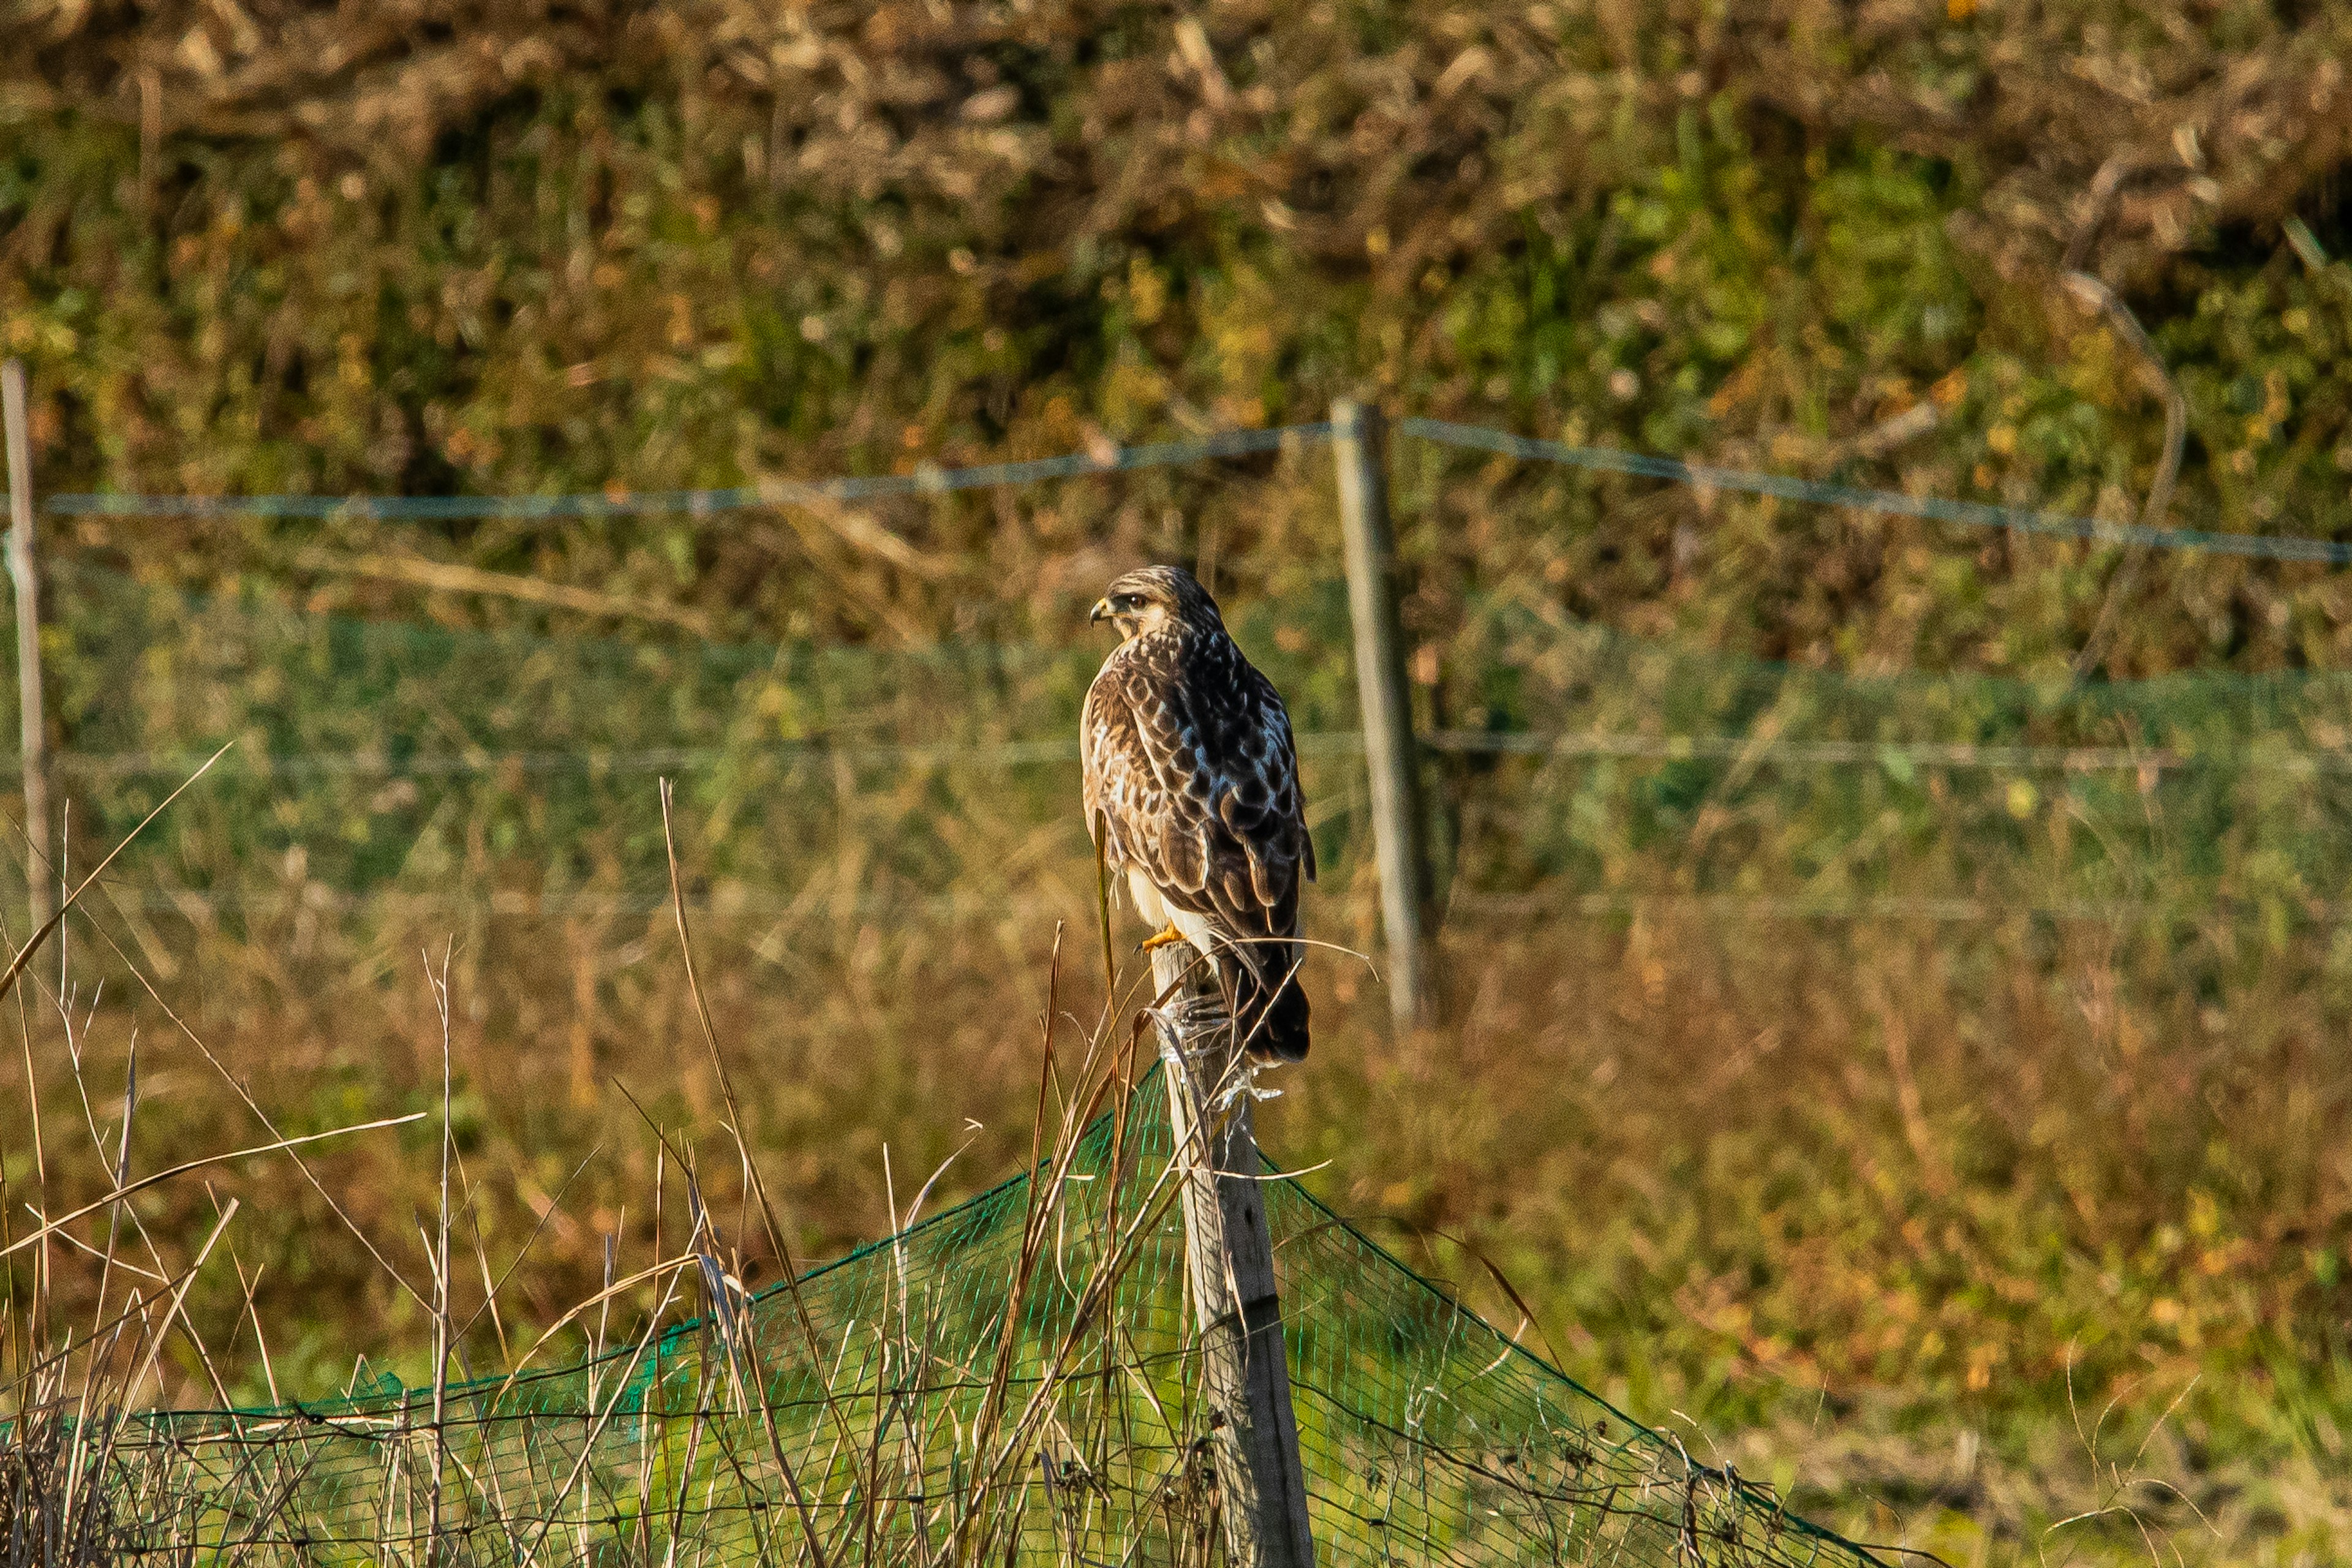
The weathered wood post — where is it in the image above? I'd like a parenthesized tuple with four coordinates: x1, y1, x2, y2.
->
(1331, 398, 1431, 1029)
(1151, 944, 1316, 1567)
(1, 360, 52, 931)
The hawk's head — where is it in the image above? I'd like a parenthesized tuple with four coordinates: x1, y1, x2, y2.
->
(1090, 565, 1223, 642)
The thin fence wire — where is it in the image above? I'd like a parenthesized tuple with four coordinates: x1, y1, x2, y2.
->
(19, 562, 2352, 943)
(13, 728, 2350, 786)
(17, 412, 2352, 564)
(83, 1071, 1890, 1567)
(1398, 417, 2352, 564)
(23, 426, 1330, 520)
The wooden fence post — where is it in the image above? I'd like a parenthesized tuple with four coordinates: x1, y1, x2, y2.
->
(1, 360, 52, 932)
(1330, 398, 1431, 1030)
(1151, 945, 1316, 1568)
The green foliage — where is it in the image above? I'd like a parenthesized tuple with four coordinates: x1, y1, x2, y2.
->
(4, 0, 2352, 670)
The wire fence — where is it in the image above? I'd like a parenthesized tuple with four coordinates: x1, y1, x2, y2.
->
(15, 554, 2352, 951)
(19, 725, 2352, 784)
(18, 409, 2352, 949)
(18, 410, 2352, 953)
(9, 412, 2348, 1563)
(1400, 419, 2352, 565)
(31, 426, 1324, 521)
(13, 411, 2352, 562)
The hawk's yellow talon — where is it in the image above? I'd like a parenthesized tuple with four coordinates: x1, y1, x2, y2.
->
(1137, 923, 1186, 954)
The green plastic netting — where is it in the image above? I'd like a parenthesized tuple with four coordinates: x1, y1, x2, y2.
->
(83, 1070, 1884, 1566)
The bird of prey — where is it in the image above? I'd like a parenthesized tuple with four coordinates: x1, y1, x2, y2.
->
(1082, 565, 1314, 1060)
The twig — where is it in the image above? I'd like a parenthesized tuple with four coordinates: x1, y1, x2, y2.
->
(2062, 271, 2187, 681)
(288, 547, 716, 634)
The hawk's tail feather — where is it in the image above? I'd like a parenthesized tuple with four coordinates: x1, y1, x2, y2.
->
(1231, 959, 1310, 1063)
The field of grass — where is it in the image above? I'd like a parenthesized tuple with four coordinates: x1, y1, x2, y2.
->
(7, 0, 2352, 1558)
(9, 913, 1903, 1566)
(2, 589, 2347, 1561)
(6, 887, 2350, 1562)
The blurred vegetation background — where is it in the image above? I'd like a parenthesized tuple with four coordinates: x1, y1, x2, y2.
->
(6, 1, 2352, 1563)
(5, 0, 2351, 671)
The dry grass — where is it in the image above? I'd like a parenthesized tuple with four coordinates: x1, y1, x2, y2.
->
(0, 787, 1901, 1567)
(0, 794, 1234, 1564)
(0, 750, 2344, 1563)
(1305, 910, 2351, 1566)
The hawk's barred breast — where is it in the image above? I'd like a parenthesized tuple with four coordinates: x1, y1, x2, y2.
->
(1080, 566, 1314, 1061)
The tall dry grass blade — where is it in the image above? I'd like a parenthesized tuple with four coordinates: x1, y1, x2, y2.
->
(450, 1144, 598, 1353)
(6, 905, 51, 1360)
(0, 1147, 20, 1387)
(962, 1060, 1197, 1540)
(229, 1253, 279, 1408)
(123, 1198, 237, 1409)
(656, 779, 791, 1269)
(513, 1249, 691, 1568)
(485, 1252, 698, 1388)
(76, 917, 434, 1311)
(0, 741, 232, 1011)
(952, 932, 1071, 1558)
(449, 1141, 513, 1367)
(424, 943, 456, 1562)
(13, 1250, 226, 1392)
(145, 1195, 243, 1420)
(657, 778, 852, 1564)
(89, 1028, 134, 1346)
(0, 1114, 426, 1262)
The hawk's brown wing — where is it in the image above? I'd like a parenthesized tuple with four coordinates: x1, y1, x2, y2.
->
(1080, 635, 1312, 970)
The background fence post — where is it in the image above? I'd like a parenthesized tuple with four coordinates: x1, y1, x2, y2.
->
(1330, 398, 1431, 1030)
(1151, 944, 1316, 1568)
(1, 360, 53, 932)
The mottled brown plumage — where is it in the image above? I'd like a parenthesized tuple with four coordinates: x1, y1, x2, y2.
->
(1082, 565, 1314, 1060)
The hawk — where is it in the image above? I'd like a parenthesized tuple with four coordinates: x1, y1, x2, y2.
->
(1082, 565, 1314, 1061)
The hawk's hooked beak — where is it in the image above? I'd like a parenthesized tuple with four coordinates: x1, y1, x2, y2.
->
(1089, 597, 1113, 625)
